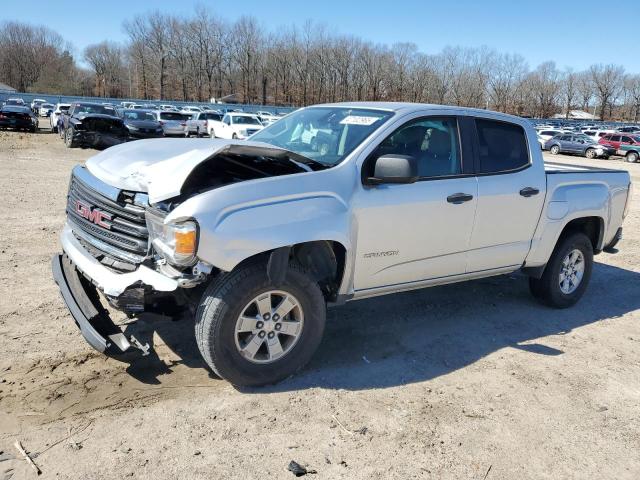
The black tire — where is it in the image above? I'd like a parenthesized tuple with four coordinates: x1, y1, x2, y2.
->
(232, 133, 237, 139)
(529, 232, 593, 309)
(550, 145, 560, 155)
(195, 261, 326, 386)
(64, 127, 77, 148)
(210, 130, 217, 139)
(585, 148, 596, 159)
(626, 151, 639, 163)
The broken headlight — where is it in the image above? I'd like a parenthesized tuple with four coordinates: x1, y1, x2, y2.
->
(146, 209, 198, 266)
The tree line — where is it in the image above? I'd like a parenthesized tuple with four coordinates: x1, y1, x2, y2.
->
(2, 10, 640, 121)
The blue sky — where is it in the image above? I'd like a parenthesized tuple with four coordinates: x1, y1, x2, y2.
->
(2, 0, 638, 72)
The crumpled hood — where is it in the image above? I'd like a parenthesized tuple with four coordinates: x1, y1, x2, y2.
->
(85, 138, 288, 204)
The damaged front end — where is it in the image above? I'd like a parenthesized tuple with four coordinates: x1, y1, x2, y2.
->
(53, 164, 214, 355)
(53, 141, 316, 355)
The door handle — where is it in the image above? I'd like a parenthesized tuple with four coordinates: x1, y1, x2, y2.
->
(519, 187, 540, 197)
(446, 193, 474, 204)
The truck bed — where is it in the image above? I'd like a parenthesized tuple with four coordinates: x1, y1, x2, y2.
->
(544, 161, 627, 174)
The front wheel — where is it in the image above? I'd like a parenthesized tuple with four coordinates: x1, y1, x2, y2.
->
(195, 262, 326, 386)
(529, 232, 593, 309)
(626, 151, 639, 163)
(585, 148, 597, 159)
(64, 127, 77, 148)
(210, 130, 216, 139)
(550, 145, 560, 155)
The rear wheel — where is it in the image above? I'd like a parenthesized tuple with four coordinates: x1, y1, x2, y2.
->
(232, 133, 238, 139)
(529, 232, 593, 309)
(585, 148, 596, 159)
(550, 145, 560, 155)
(195, 262, 326, 386)
(626, 151, 639, 163)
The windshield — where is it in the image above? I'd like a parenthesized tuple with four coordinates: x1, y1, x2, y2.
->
(202, 112, 222, 121)
(231, 115, 261, 125)
(75, 104, 115, 116)
(160, 112, 186, 121)
(250, 107, 393, 166)
(123, 110, 156, 121)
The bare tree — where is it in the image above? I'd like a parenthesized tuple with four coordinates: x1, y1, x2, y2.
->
(590, 64, 625, 120)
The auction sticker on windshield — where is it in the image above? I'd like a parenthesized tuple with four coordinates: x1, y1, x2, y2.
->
(340, 115, 381, 126)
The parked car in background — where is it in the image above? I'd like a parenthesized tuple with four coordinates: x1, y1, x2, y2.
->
(120, 109, 164, 139)
(0, 105, 38, 132)
(186, 111, 223, 137)
(3, 98, 25, 107)
(153, 110, 188, 136)
(180, 106, 203, 115)
(39, 103, 55, 117)
(582, 129, 614, 141)
(50, 103, 71, 133)
(30, 98, 47, 113)
(544, 134, 614, 158)
(62, 102, 128, 149)
(536, 129, 565, 147)
(616, 126, 640, 133)
(617, 142, 640, 162)
(598, 133, 640, 150)
(256, 111, 279, 126)
(216, 112, 264, 139)
(159, 104, 177, 111)
(131, 104, 146, 110)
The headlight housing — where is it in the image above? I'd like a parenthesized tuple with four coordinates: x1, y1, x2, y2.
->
(146, 210, 198, 266)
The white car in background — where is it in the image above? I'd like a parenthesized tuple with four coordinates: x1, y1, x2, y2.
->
(49, 103, 71, 133)
(159, 104, 178, 111)
(39, 103, 55, 117)
(180, 106, 204, 115)
(216, 112, 264, 139)
(30, 98, 47, 112)
(536, 129, 567, 147)
(582, 129, 615, 142)
(185, 111, 224, 137)
(256, 111, 280, 126)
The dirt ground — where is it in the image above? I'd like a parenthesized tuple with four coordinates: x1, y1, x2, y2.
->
(0, 119, 639, 480)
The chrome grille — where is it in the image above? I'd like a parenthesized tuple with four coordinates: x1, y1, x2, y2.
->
(66, 166, 148, 263)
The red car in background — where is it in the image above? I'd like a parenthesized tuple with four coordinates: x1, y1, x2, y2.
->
(598, 133, 640, 150)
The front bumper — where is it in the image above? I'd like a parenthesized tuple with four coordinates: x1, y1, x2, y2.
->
(52, 224, 179, 353)
(59, 223, 178, 297)
(73, 130, 128, 148)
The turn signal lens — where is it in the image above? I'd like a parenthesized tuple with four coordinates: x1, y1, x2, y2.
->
(175, 229, 197, 255)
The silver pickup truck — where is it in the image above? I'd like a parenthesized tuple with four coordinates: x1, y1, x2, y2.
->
(52, 103, 633, 386)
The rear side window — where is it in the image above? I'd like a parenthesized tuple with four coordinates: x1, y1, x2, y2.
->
(475, 119, 529, 173)
(610, 135, 621, 142)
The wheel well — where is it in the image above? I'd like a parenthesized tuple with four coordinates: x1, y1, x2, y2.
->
(231, 241, 347, 301)
(560, 217, 603, 253)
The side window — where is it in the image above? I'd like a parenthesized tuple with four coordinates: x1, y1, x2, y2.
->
(621, 136, 632, 143)
(476, 119, 529, 173)
(371, 117, 461, 178)
(610, 135, 621, 142)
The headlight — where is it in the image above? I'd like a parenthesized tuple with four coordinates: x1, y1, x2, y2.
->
(146, 210, 198, 266)
(127, 125, 139, 131)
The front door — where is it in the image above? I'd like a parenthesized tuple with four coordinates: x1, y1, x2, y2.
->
(353, 116, 478, 291)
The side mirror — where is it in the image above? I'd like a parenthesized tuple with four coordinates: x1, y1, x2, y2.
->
(366, 154, 418, 185)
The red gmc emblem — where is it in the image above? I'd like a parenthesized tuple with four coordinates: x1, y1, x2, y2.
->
(75, 200, 112, 229)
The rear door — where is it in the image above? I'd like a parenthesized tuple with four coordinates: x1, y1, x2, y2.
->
(466, 118, 546, 272)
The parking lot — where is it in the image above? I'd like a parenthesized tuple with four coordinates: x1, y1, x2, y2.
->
(0, 120, 639, 479)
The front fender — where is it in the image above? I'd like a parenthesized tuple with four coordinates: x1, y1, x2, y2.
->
(170, 190, 351, 273)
